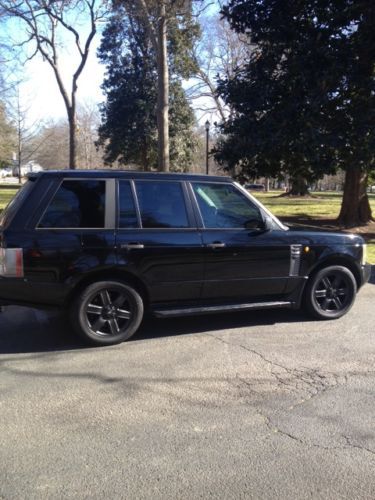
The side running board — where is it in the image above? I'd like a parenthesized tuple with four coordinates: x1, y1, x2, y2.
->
(153, 301, 292, 318)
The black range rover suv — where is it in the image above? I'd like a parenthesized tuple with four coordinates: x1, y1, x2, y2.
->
(0, 170, 371, 345)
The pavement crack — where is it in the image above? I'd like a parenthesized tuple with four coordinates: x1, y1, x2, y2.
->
(206, 333, 348, 402)
(342, 435, 375, 458)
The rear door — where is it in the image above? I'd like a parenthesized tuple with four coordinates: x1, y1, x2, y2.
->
(115, 179, 204, 304)
(22, 178, 116, 304)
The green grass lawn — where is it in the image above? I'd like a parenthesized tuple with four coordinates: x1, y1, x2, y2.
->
(0, 185, 20, 211)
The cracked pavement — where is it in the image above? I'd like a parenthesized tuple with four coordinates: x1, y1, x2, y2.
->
(0, 279, 374, 499)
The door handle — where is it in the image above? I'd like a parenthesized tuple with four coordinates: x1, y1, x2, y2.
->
(121, 243, 145, 250)
(207, 242, 226, 249)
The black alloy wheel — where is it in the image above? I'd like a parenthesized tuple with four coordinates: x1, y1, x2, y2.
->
(72, 281, 144, 345)
(304, 265, 357, 319)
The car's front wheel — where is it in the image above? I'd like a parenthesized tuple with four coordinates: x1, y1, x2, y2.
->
(304, 265, 357, 320)
(71, 280, 144, 345)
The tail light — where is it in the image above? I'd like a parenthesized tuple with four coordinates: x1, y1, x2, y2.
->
(0, 248, 24, 278)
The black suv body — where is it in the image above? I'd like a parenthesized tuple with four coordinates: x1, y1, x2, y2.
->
(0, 170, 371, 345)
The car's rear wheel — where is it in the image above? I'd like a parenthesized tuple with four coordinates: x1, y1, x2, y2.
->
(71, 280, 144, 345)
(304, 265, 357, 319)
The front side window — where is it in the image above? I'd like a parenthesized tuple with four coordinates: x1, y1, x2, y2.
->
(135, 181, 189, 228)
(192, 182, 263, 229)
(39, 180, 106, 228)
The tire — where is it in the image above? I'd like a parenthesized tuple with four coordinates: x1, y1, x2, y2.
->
(304, 265, 357, 320)
(71, 280, 144, 346)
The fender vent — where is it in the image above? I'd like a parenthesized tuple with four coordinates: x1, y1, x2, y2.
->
(289, 245, 302, 277)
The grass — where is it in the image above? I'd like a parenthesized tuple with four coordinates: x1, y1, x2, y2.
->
(1, 185, 374, 264)
(255, 190, 375, 218)
(0, 185, 20, 210)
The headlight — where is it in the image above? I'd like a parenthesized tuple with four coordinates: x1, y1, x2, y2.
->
(362, 244, 367, 265)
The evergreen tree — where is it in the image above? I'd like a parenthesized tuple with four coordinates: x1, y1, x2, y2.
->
(215, 0, 374, 224)
(97, 4, 198, 172)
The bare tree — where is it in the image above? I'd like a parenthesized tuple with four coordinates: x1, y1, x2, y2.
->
(4, 85, 48, 181)
(76, 100, 104, 169)
(0, 0, 108, 169)
(32, 102, 105, 170)
(188, 12, 252, 122)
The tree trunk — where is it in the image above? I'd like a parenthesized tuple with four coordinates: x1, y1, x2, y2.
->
(337, 167, 372, 227)
(68, 106, 77, 170)
(156, 1, 169, 172)
(288, 175, 309, 195)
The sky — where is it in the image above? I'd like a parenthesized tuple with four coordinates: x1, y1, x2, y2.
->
(20, 38, 105, 125)
(3, 2, 220, 128)
(3, 7, 106, 126)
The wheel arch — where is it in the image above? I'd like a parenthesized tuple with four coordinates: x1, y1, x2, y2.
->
(64, 269, 150, 310)
(305, 254, 361, 292)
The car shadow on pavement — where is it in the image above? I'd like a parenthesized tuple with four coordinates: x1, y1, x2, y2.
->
(0, 305, 312, 355)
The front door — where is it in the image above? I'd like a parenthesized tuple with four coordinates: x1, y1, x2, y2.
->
(190, 181, 291, 301)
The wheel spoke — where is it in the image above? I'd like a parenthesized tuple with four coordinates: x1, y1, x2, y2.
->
(315, 289, 327, 298)
(322, 277, 331, 289)
(87, 304, 103, 315)
(117, 308, 131, 320)
(100, 290, 112, 307)
(108, 318, 120, 335)
(333, 296, 342, 309)
(336, 287, 347, 296)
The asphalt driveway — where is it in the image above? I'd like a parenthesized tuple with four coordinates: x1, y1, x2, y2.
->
(1, 273, 374, 499)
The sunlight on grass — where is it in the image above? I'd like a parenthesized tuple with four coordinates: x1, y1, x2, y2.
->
(0, 186, 19, 211)
(254, 191, 375, 219)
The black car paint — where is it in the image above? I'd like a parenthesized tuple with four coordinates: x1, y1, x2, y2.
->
(0, 170, 370, 313)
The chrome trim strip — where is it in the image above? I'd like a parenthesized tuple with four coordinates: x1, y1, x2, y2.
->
(153, 301, 292, 318)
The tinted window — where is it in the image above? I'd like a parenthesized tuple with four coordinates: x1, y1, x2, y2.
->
(119, 181, 138, 228)
(39, 180, 105, 228)
(192, 182, 263, 229)
(135, 181, 189, 228)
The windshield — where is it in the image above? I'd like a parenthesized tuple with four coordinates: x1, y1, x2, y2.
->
(0, 181, 35, 227)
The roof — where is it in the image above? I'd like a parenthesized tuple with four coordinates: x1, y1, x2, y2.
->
(29, 169, 232, 183)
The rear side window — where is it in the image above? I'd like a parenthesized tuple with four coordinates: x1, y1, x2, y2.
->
(38, 180, 106, 228)
(118, 181, 138, 228)
(135, 181, 189, 228)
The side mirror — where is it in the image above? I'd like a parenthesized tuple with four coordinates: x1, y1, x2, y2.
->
(245, 219, 268, 231)
(244, 217, 273, 231)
